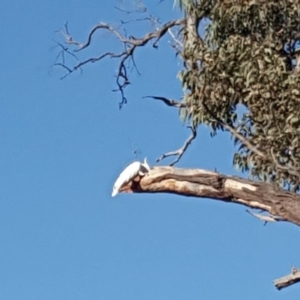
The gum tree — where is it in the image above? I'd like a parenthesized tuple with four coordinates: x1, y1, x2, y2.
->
(55, 0, 300, 289)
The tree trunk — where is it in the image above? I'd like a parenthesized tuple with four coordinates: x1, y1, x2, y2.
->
(123, 166, 300, 227)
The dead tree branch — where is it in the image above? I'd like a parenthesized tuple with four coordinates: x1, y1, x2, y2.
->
(120, 166, 300, 226)
(55, 19, 184, 108)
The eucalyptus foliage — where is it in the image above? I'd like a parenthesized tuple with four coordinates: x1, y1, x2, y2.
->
(178, 0, 300, 191)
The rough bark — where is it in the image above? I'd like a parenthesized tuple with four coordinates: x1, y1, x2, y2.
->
(121, 166, 300, 226)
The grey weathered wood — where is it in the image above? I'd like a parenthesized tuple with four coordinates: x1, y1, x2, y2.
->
(121, 166, 300, 226)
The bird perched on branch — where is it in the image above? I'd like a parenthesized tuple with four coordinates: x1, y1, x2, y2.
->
(111, 158, 150, 197)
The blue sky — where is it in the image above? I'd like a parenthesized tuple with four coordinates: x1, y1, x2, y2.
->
(0, 0, 299, 299)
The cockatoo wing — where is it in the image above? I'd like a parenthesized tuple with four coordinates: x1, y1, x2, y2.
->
(111, 161, 142, 197)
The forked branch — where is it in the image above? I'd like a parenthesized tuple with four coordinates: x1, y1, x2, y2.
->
(55, 19, 184, 107)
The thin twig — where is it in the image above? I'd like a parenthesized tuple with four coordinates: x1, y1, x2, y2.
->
(157, 126, 197, 166)
(52, 39, 79, 62)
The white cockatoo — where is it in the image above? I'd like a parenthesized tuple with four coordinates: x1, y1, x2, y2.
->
(111, 158, 151, 197)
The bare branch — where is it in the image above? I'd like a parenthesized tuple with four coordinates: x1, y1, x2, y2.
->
(61, 19, 184, 51)
(274, 267, 300, 290)
(55, 18, 184, 108)
(122, 166, 300, 227)
(156, 126, 197, 166)
(52, 39, 79, 62)
(53, 63, 72, 74)
(143, 95, 186, 108)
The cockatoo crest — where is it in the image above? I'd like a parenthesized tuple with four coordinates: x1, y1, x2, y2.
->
(111, 158, 151, 197)
(139, 158, 150, 175)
